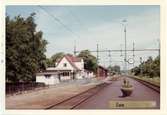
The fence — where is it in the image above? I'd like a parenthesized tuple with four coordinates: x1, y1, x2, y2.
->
(6, 82, 49, 96)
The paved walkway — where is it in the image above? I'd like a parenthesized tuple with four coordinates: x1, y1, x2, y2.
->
(6, 78, 103, 109)
(6, 76, 160, 109)
(75, 77, 160, 109)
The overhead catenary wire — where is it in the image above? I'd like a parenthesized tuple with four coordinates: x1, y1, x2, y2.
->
(63, 7, 91, 55)
(65, 7, 90, 34)
(65, 7, 83, 28)
(75, 48, 159, 53)
(36, 6, 159, 70)
(38, 5, 80, 39)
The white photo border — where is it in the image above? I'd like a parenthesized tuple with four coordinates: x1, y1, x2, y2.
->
(0, 0, 166, 115)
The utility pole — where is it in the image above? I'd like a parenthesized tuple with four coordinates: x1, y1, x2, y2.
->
(108, 50, 112, 67)
(122, 19, 127, 75)
(133, 42, 135, 68)
(157, 39, 160, 56)
(108, 50, 112, 77)
(96, 44, 99, 77)
(120, 44, 123, 57)
(140, 57, 143, 76)
(74, 40, 76, 56)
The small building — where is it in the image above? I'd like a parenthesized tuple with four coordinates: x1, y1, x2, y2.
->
(97, 65, 108, 77)
(84, 70, 95, 78)
(36, 54, 95, 85)
(36, 71, 60, 85)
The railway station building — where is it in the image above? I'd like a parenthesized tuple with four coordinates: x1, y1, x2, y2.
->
(36, 54, 95, 85)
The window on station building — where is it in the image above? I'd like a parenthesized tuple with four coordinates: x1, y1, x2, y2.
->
(61, 72, 69, 76)
(63, 63, 67, 67)
(45, 74, 51, 78)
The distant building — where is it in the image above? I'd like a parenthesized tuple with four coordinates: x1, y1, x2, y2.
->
(97, 65, 108, 78)
(36, 54, 94, 85)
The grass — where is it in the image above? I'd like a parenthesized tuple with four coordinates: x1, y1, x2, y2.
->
(131, 76, 160, 87)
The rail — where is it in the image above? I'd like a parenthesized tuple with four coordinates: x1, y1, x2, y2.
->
(46, 82, 109, 109)
(129, 76, 160, 93)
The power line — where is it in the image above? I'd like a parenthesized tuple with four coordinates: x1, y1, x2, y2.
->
(75, 48, 159, 53)
(38, 5, 80, 39)
(65, 7, 90, 34)
(65, 7, 83, 28)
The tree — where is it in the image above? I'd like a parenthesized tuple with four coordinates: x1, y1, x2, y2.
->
(51, 52, 64, 63)
(108, 65, 121, 74)
(131, 66, 140, 75)
(77, 50, 97, 72)
(45, 58, 54, 67)
(6, 13, 47, 82)
(46, 52, 65, 67)
(131, 56, 160, 78)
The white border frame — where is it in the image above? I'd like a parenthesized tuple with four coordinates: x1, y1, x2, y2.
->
(0, 0, 166, 115)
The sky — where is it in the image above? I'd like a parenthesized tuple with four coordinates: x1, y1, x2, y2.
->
(6, 5, 160, 70)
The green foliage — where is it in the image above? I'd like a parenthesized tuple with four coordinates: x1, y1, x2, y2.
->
(51, 52, 64, 65)
(6, 13, 47, 82)
(77, 50, 97, 72)
(108, 65, 121, 74)
(45, 58, 54, 67)
(131, 56, 160, 78)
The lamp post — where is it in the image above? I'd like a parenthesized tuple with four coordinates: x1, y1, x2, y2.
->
(122, 19, 127, 75)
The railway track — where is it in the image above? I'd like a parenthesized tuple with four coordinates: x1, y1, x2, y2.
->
(45, 82, 109, 109)
(45, 76, 159, 109)
(130, 77, 160, 93)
